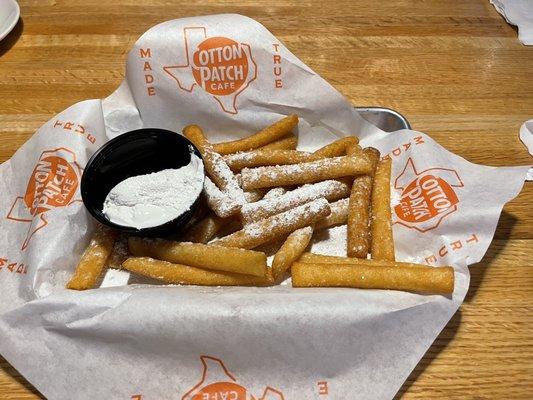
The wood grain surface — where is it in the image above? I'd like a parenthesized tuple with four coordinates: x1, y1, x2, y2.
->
(0, 1, 532, 399)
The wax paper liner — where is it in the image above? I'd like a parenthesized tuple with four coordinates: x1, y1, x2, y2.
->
(0, 14, 528, 400)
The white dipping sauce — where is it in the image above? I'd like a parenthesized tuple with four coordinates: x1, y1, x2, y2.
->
(102, 153, 204, 229)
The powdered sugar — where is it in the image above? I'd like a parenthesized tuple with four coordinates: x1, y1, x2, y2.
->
(203, 176, 241, 217)
(244, 190, 266, 203)
(243, 223, 263, 238)
(241, 179, 350, 223)
(223, 149, 312, 170)
(224, 151, 256, 163)
(291, 225, 314, 238)
(214, 198, 330, 249)
(262, 187, 287, 200)
(242, 198, 329, 236)
(315, 198, 349, 230)
(242, 156, 344, 181)
(103, 154, 204, 229)
(240, 155, 371, 189)
(206, 147, 246, 205)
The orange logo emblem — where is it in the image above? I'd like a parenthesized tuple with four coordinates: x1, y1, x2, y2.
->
(393, 158, 463, 232)
(7, 148, 82, 250)
(182, 356, 284, 400)
(164, 27, 257, 114)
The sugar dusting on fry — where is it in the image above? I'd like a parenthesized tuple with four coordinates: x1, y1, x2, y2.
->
(240, 155, 372, 190)
(215, 198, 330, 249)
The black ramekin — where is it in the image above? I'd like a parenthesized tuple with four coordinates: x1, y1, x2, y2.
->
(81, 128, 205, 237)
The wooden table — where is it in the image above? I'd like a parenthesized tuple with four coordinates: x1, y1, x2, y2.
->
(1, 1, 531, 398)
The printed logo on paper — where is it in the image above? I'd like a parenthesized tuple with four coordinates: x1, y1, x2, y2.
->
(163, 27, 257, 115)
(393, 158, 463, 232)
(6, 148, 82, 250)
(181, 355, 284, 400)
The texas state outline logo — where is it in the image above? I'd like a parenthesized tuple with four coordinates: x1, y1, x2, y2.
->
(6, 147, 82, 250)
(393, 157, 464, 232)
(164, 27, 258, 115)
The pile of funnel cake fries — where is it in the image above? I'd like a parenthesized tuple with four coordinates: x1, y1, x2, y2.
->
(67, 115, 454, 295)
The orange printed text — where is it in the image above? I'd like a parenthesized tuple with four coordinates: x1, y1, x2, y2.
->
(0, 257, 28, 275)
(425, 233, 479, 264)
(53, 120, 96, 145)
(272, 44, 283, 88)
(140, 48, 156, 96)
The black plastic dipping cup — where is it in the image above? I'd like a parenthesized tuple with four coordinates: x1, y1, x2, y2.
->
(81, 128, 205, 237)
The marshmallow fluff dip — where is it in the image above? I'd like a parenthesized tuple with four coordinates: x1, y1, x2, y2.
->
(102, 153, 204, 229)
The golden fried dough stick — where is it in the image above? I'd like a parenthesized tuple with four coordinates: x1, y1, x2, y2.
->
(67, 225, 117, 290)
(371, 157, 395, 261)
(347, 147, 380, 258)
(185, 213, 228, 243)
(312, 137, 359, 158)
(291, 262, 454, 294)
(212, 114, 299, 155)
(123, 257, 273, 286)
(183, 125, 245, 207)
(240, 155, 372, 190)
(128, 237, 267, 277)
(237, 173, 271, 202)
(299, 252, 428, 267)
(203, 176, 252, 217)
(262, 187, 287, 200)
(240, 179, 350, 224)
(257, 135, 298, 151)
(315, 198, 349, 230)
(272, 226, 314, 281)
(224, 149, 312, 171)
(214, 198, 331, 249)
(346, 142, 363, 156)
(106, 233, 129, 269)
(244, 189, 268, 203)
(203, 176, 242, 218)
